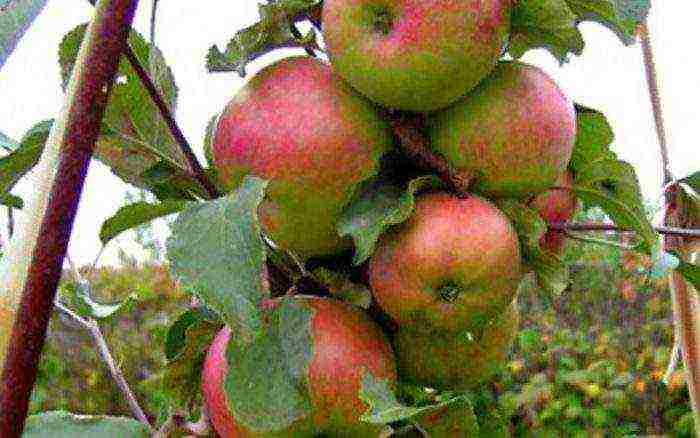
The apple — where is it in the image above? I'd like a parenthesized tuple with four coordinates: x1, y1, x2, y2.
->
(202, 295, 397, 437)
(393, 298, 520, 390)
(529, 170, 579, 255)
(426, 61, 576, 198)
(322, 0, 511, 112)
(213, 56, 392, 259)
(369, 192, 522, 332)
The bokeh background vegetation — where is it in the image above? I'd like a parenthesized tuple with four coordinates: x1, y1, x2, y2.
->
(18, 206, 694, 436)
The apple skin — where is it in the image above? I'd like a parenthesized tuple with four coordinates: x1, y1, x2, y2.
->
(202, 296, 397, 437)
(322, 0, 511, 112)
(426, 61, 576, 198)
(213, 56, 392, 259)
(369, 192, 522, 332)
(393, 298, 520, 391)
(529, 170, 579, 255)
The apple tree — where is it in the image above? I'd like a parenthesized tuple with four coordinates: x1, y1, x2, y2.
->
(1, 0, 699, 436)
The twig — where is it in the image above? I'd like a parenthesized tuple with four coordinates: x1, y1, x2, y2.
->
(84, 0, 220, 200)
(7, 206, 13, 238)
(54, 301, 152, 430)
(122, 47, 220, 199)
(563, 231, 634, 250)
(548, 221, 700, 237)
(389, 114, 472, 197)
(639, 23, 672, 184)
(148, 0, 159, 79)
(640, 19, 700, 431)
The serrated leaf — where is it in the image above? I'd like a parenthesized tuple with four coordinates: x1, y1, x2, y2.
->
(206, 0, 321, 76)
(498, 199, 569, 295)
(59, 24, 186, 189)
(565, 0, 649, 45)
(164, 316, 221, 409)
(569, 105, 616, 173)
(311, 267, 372, 309)
(1, 193, 22, 208)
(0, 0, 48, 70)
(338, 176, 442, 266)
(572, 159, 655, 251)
(0, 130, 18, 151)
(359, 373, 472, 426)
(225, 296, 314, 432)
(22, 410, 149, 438)
(100, 199, 189, 246)
(166, 176, 269, 340)
(0, 120, 51, 197)
(165, 307, 221, 361)
(509, 0, 585, 63)
(138, 160, 208, 201)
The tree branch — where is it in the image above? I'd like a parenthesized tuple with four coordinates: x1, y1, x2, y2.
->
(548, 221, 700, 238)
(54, 301, 152, 429)
(0, 0, 139, 434)
(389, 114, 472, 197)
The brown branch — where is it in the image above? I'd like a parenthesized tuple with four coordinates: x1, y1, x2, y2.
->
(639, 22, 672, 184)
(0, 0, 139, 435)
(54, 301, 152, 429)
(121, 47, 220, 199)
(548, 221, 700, 238)
(7, 206, 13, 238)
(389, 113, 472, 197)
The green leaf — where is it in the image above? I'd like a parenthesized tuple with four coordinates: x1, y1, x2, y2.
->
(338, 175, 442, 266)
(166, 176, 269, 341)
(203, 113, 219, 167)
(0, 130, 18, 151)
(497, 200, 569, 296)
(100, 199, 189, 246)
(677, 260, 700, 291)
(0, 0, 48, 70)
(59, 24, 186, 189)
(165, 307, 221, 361)
(22, 410, 149, 438)
(64, 279, 137, 321)
(509, 0, 585, 63)
(206, 0, 321, 76)
(569, 105, 616, 174)
(0, 119, 52, 197)
(681, 171, 700, 193)
(0, 193, 22, 208)
(572, 160, 655, 251)
(225, 296, 314, 433)
(311, 267, 372, 309)
(359, 373, 472, 426)
(566, 0, 650, 45)
(164, 315, 221, 409)
(415, 397, 480, 437)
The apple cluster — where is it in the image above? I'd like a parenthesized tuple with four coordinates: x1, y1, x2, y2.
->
(203, 1, 581, 436)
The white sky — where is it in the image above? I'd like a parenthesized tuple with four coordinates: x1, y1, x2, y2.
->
(0, 1, 698, 267)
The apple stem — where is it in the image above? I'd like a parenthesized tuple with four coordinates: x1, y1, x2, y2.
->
(390, 113, 473, 197)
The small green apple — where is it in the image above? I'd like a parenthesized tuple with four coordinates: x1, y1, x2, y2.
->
(323, 0, 511, 112)
(426, 61, 576, 198)
(393, 298, 520, 391)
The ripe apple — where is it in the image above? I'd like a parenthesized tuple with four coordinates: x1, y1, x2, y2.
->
(393, 298, 520, 390)
(426, 61, 576, 198)
(369, 192, 522, 332)
(213, 56, 392, 259)
(202, 295, 397, 437)
(529, 170, 579, 255)
(322, 0, 511, 112)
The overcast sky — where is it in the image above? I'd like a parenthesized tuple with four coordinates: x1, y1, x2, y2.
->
(0, 1, 698, 267)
